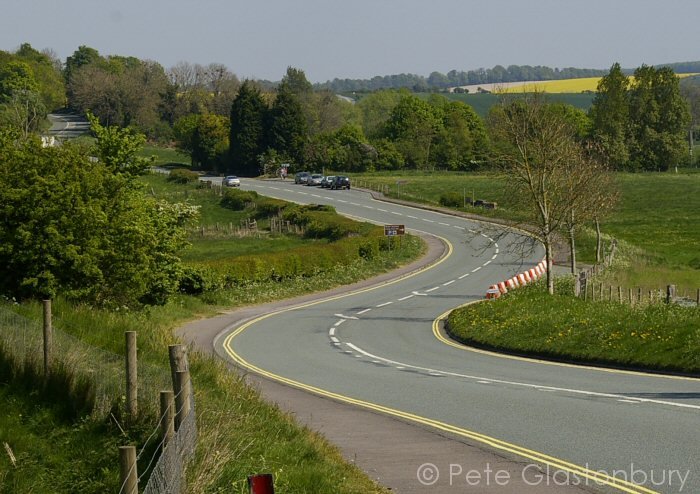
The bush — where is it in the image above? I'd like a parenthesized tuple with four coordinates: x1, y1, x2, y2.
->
(168, 168, 199, 184)
(439, 191, 463, 208)
(221, 189, 259, 210)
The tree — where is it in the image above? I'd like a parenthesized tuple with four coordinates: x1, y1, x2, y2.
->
(0, 129, 197, 305)
(88, 112, 152, 177)
(385, 95, 442, 169)
(589, 63, 630, 169)
(192, 114, 230, 171)
(429, 96, 490, 170)
(489, 94, 587, 294)
(0, 61, 39, 99)
(628, 66, 691, 171)
(357, 89, 405, 138)
(267, 88, 308, 165)
(229, 80, 267, 176)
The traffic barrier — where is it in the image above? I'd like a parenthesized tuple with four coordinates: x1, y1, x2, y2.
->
(506, 278, 517, 290)
(497, 281, 508, 294)
(517, 273, 528, 285)
(485, 287, 501, 299)
(528, 268, 538, 280)
(523, 271, 532, 283)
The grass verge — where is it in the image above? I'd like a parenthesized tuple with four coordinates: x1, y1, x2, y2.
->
(446, 279, 700, 375)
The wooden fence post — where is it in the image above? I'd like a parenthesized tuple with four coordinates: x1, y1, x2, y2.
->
(169, 344, 191, 413)
(125, 331, 138, 418)
(629, 288, 633, 304)
(666, 285, 676, 304)
(618, 286, 623, 303)
(160, 390, 175, 446)
(119, 445, 138, 494)
(42, 299, 52, 378)
(696, 288, 699, 307)
(174, 370, 191, 431)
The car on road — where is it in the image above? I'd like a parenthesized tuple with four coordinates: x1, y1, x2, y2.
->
(223, 175, 241, 187)
(320, 175, 336, 188)
(330, 176, 351, 190)
(294, 171, 311, 184)
(307, 173, 324, 186)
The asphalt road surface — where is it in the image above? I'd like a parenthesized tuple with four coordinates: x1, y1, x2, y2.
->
(206, 178, 699, 494)
(47, 112, 90, 139)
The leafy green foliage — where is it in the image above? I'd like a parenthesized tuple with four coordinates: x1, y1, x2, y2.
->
(591, 63, 691, 171)
(229, 80, 267, 176)
(167, 168, 199, 183)
(0, 129, 197, 305)
(173, 113, 229, 170)
(88, 112, 152, 177)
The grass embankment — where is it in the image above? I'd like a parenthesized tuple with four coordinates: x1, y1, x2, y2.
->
(1, 173, 423, 493)
(446, 280, 700, 375)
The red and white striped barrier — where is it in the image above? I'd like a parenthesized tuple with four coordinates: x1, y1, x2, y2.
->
(486, 286, 501, 299)
(485, 257, 550, 299)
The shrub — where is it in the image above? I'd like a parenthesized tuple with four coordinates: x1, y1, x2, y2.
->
(167, 168, 199, 184)
(221, 189, 259, 210)
(439, 191, 463, 208)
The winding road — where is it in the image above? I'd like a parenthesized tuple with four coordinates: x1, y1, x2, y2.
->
(188, 178, 699, 494)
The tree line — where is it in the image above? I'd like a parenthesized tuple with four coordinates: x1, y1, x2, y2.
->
(0, 43, 695, 174)
(316, 65, 611, 92)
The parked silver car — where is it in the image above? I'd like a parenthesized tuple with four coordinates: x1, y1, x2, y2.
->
(308, 173, 324, 186)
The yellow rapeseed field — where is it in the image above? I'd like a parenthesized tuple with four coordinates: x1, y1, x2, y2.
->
(495, 73, 698, 94)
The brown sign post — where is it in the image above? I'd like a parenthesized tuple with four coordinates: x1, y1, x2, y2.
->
(384, 224, 405, 236)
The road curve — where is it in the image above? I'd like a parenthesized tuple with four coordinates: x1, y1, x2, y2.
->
(193, 178, 699, 494)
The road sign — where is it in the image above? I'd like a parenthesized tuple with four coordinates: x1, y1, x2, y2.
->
(384, 224, 405, 236)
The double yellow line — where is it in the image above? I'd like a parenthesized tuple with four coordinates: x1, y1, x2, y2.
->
(221, 231, 658, 494)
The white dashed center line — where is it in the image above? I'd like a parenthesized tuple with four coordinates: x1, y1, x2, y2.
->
(397, 295, 414, 301)
(376, 301, 393, 308)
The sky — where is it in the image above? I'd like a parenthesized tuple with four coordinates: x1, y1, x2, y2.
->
(2, 0, 699, 83)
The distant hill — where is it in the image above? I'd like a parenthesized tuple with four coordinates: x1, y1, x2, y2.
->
(316, 62, 700, 93)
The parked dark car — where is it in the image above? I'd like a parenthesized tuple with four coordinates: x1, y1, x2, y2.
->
(294, 172, 311, 184)
(330, 176, 350, 190)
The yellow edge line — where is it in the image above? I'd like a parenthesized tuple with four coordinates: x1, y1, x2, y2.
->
(223, 321, 655, 494)
(434, 303, 700, 382)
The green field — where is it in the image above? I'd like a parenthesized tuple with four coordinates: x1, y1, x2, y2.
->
(418, 92, 596, 117)
(351, 171, 700, 291)
(139, 145, 190, 167)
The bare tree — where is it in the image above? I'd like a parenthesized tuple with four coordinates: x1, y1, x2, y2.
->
(561, 144, 618, 274)
(489, 93, 584, 294)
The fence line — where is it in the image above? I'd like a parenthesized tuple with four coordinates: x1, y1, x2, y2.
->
(0, 303, 197, 493)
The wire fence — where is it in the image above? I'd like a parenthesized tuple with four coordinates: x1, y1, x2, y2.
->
(0, 304, 170, 419)
(0, 303, 197, 493)
(141, 382, 197, 494)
